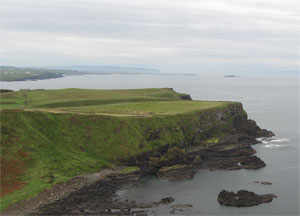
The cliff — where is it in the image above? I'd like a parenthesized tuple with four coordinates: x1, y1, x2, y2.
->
(0, 88, 273, 210)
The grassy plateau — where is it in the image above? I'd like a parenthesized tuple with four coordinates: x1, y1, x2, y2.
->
(0, 88, 240, 210)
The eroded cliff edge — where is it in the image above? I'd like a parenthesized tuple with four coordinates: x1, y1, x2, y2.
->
(124, 103, 274, 178)
(0, 101, 273, 211)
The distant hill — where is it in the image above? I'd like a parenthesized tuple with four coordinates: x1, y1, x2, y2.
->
(0, 66, 82, 82)
(0, 65, 161, 82)
(43, 66, 161, 74)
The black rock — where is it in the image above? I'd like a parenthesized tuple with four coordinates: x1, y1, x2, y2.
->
(160, 197, 175, 204)
(218, 190, 277, 207)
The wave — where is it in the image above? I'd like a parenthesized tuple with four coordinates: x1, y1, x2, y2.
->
(256, 137, 268, 142)
(264, 144, 288, 148)
(257, 137, 290, 143)
(256, 137, 291, 148)
(270, 138, 290, 143)
(256, 137, 272, 144)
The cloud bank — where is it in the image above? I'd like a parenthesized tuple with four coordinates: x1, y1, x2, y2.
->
(1, 0, 299, 73)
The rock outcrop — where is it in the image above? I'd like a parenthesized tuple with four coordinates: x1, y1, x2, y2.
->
(218, 190, 277, 207)
(254, 181, 273, 185)
(109, 167, 141, 181)
(123, 103, 274, 182)
(156, 165, 196, 181)
(179, 94, 192, 100)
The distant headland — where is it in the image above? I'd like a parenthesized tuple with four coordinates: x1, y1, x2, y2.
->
(0, 66, 196, 82)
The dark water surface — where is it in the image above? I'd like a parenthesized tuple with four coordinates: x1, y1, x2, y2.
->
(1, 74, 299, 215)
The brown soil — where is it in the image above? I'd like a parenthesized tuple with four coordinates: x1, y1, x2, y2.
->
(0, 151, 29, 197)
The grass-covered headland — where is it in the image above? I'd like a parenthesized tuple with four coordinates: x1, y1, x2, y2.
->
(0, 88, 242, 210)
(0, 66, 82, 82)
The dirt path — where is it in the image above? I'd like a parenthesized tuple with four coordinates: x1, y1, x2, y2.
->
(22, 108, 151, 117)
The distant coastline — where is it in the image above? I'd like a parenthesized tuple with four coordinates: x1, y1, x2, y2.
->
(0, 66, 83, 82)
(224, 75, 238, 78)
(0, 66, 196, 82)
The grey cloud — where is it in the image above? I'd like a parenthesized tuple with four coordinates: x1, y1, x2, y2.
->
(1, 0, 299, 73)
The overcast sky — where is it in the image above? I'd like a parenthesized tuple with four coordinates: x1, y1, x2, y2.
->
(1, 0, 299, 73)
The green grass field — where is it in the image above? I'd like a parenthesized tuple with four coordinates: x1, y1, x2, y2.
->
(0, 88, 231, 116)
(0, 88, 239, 210)
(63, 100, 228, 116)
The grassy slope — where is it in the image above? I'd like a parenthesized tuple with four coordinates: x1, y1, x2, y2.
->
(0, 88, 239, 210)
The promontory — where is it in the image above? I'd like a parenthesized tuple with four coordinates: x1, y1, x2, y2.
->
(0, 88, 273, 214)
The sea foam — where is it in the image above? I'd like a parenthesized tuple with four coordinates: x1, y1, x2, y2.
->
(256, 137, 291, 147)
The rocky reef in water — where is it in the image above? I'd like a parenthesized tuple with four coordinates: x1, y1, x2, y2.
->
(27, 169, 178, 216)
(218, 190, 277, 207)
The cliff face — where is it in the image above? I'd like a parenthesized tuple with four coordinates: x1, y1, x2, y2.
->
(125, 103, 274, 175)
(136, 103, 272, 150)
(0, 103, 273, 209)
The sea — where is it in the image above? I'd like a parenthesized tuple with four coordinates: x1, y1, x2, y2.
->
(1, 73, 299, 215)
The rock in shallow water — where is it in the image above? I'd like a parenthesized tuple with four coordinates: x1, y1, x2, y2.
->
(158, 197, 175, 204)
(218, 190, 277, 207)
(171, 204, 193, 208)
(254, 181, 273, 185)
(156, 164, 196, 181)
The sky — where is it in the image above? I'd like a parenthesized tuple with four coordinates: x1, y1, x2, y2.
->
(0, 0, 299, 74)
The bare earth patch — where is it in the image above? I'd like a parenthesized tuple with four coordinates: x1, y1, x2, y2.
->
(0, 151, 29, 197)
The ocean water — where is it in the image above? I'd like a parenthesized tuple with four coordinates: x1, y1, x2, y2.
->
(1, 74, 299, 215)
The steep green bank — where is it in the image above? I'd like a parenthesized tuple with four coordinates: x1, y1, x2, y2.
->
(0, 102, 242, 210)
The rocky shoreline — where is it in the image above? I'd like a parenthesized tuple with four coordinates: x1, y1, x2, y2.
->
(124, 115, 274, 181)
(3, 167, 179, 216)
(2, 111, 275, 215)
